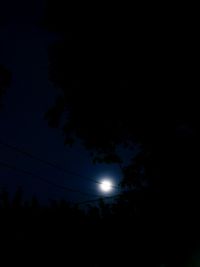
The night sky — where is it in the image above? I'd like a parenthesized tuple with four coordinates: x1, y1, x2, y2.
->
(1, 2, 200, 265)
(0, 0, 123, 204)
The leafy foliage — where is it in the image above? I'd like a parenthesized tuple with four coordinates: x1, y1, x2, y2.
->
(42, 4, 200, 265)
(44, 6, 199, 192)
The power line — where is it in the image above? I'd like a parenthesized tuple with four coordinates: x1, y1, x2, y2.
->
(0, 159, 100, 197)
(0, 139, 120, 189)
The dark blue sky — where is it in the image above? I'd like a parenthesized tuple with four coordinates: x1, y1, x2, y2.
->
(0, 0, 123, 204)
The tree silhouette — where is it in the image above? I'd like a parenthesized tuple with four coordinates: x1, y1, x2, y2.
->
(43, 2, 199, 199)
(0, 188, 10, 209)
(12, 187, 23, 209)
(41, 3, 200, 265)
(1, 185, 199, 265)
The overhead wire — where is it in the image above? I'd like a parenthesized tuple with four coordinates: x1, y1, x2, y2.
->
(0, 159, 100, 197)
(0, 138, 120, 190)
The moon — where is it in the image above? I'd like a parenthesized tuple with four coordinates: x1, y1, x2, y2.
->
(99, 179, 113, 193)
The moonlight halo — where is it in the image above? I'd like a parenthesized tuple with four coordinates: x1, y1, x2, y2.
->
(99, 179, 113, 193)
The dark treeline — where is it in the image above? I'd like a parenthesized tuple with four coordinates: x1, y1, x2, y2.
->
(0, 188, 198, 266)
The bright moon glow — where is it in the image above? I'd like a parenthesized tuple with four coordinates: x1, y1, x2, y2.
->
(99, 179, 113, 193)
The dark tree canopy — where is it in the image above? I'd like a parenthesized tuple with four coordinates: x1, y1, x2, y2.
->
(44, 8, 200, 258)
(43, 17, 200, 263)
(44, 2, 199, 193)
